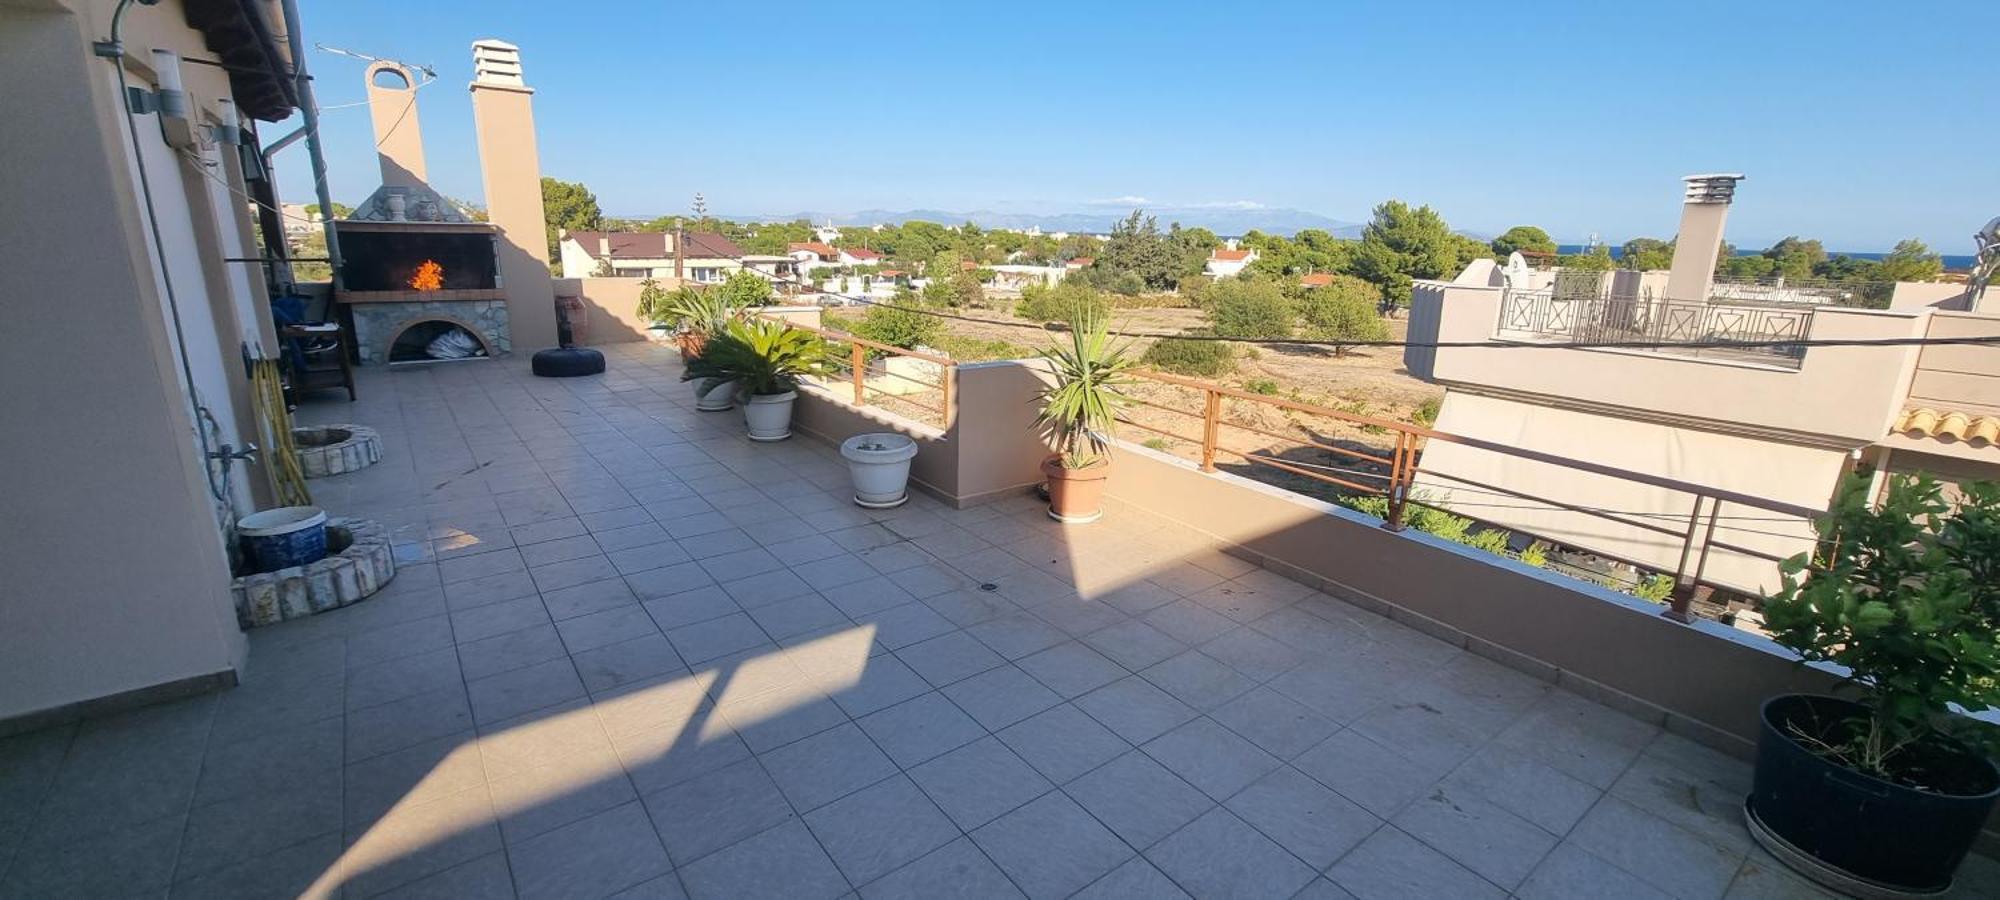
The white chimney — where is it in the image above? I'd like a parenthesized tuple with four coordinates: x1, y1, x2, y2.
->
(597, 236, 611, 258)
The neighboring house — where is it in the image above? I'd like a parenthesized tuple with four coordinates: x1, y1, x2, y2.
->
(681, 231, 747, 284)
(1065, 256, 1094, 271)
(988, 264, 1066, 291)
(559, 231, 673, 278)
(740, 255, 801, 285)
(839, 247, 883, 267)
(788, 241, 839, 275)
(1300, 272, 1335, 288)
(559, 230, 747, 282)
(1205, 247, 1257, 278)
(1404, 174, 2000, 598)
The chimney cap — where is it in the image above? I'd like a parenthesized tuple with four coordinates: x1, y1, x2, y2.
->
(471, 39, 526, 88)
(1681, 173, 1745, 204)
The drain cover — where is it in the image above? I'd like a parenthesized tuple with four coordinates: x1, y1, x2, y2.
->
(978, 583, 999, 592)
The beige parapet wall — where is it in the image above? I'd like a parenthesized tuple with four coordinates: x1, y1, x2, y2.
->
(555, 277, 657, 345)
(1101, 443, 1838, 751)
(552, 279, 824, 346)
(790, 359, 1054, 507)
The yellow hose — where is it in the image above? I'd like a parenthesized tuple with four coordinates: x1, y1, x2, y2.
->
(252, 358, 314, 507)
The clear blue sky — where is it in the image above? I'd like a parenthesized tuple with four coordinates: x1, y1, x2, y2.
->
(277, 0, 1997, 253)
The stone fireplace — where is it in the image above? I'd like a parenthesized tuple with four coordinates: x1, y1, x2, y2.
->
(326, 44, 561, 365)
(335, 215, 513, 364)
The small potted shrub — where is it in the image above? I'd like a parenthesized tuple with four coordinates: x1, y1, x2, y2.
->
(682, 320, 825, 441)
(840, 433, 919, 508)
(1034, 303, 1136, 523)
(1752, 473, 2000, 895)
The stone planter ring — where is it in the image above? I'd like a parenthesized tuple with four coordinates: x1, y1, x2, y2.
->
(292, 424, 382, 477)
(230, 517, 396, 627)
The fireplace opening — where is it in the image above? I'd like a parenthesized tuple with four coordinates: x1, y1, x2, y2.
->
(337, 228, 499, 293)
(389, 320, 492, 363)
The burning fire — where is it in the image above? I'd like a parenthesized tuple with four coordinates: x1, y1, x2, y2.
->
(409, 259, 444, 291)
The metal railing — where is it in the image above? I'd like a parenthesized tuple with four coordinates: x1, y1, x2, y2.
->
(1119, 369, 1825, 622)
(1710, 276, 1894, 310)
(767, 318, 957, 429)
(1496, 288, 1814, 367)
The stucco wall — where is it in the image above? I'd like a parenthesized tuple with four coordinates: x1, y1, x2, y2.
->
(1908, 311, 2000, 418)
(1418, 393, 1834, 593)
(1, 1, 248, 725)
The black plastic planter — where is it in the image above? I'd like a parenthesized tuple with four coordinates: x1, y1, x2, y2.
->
(1746, 694, 2000, 897)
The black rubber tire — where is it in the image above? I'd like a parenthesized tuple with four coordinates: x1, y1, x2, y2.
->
(531, 348, 605, 377)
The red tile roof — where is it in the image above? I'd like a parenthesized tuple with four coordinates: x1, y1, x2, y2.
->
(1211, 249, 1253, 261)
(789, 241, 837, 258)
(681, 232, 745, 259)
(842, 247, 883, 260)
(1300, 273, 1334, 287)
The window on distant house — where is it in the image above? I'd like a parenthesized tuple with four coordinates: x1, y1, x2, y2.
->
(692, 268, 721, 283)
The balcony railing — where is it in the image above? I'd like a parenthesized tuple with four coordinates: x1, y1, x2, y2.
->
(1496, 288, 1813, 368)
(1710, 276, 1894, 310)
(767, 317, 957, 430)
(1118, 368, 1825, 621)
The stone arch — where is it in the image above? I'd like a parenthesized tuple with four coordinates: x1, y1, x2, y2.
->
(385, 315, 497, 362)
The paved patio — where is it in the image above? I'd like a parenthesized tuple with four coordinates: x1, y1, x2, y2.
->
(3, 342, 1993, 899)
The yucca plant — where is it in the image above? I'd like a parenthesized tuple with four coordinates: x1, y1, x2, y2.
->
(654, 286, 740, 358)
(1035, 301, 1138, 468)
(682, 320, 826, 396)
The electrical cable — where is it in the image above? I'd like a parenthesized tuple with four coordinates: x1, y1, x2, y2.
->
(104, 0, 228, 504)
(179, 147, 323, 229)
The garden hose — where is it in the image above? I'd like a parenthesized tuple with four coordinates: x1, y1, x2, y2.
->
(251, 358, 313, 507)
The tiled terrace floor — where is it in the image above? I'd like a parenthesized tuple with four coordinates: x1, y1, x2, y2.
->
(4, 343, 1995, 899)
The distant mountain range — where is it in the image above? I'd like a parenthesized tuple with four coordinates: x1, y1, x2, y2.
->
(711, 206, 1367, 239)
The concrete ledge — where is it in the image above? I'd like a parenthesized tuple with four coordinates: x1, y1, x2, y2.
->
(0, 668, 237, 739)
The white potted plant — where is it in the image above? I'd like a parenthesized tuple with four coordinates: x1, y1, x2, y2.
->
(840, 433, 919, 508)
(682, 320, 826, 441)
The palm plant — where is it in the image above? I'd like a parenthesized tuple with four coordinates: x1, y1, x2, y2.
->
(1035, 302, 1138, 468)
(682, 320, 827, 396)
(657, 286, 739, 357)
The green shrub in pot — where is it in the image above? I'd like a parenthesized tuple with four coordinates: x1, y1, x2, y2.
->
(681, 320, 826, 441)
(1749, 472, 2000, 893)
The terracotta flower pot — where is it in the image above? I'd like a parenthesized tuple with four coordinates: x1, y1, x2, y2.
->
(1041, 456, 1110, 524)
(676, 331, 707, 362)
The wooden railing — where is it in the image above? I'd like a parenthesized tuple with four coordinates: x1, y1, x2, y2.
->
(765, 317, 957, 430)
(1122, 369, 1826, 621)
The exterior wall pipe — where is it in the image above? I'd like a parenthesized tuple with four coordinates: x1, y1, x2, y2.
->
(277, 0, 343, 289)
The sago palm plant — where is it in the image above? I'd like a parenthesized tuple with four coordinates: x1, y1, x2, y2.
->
(682, 320, 826, 396)
(1036, 302, 1138, 468)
